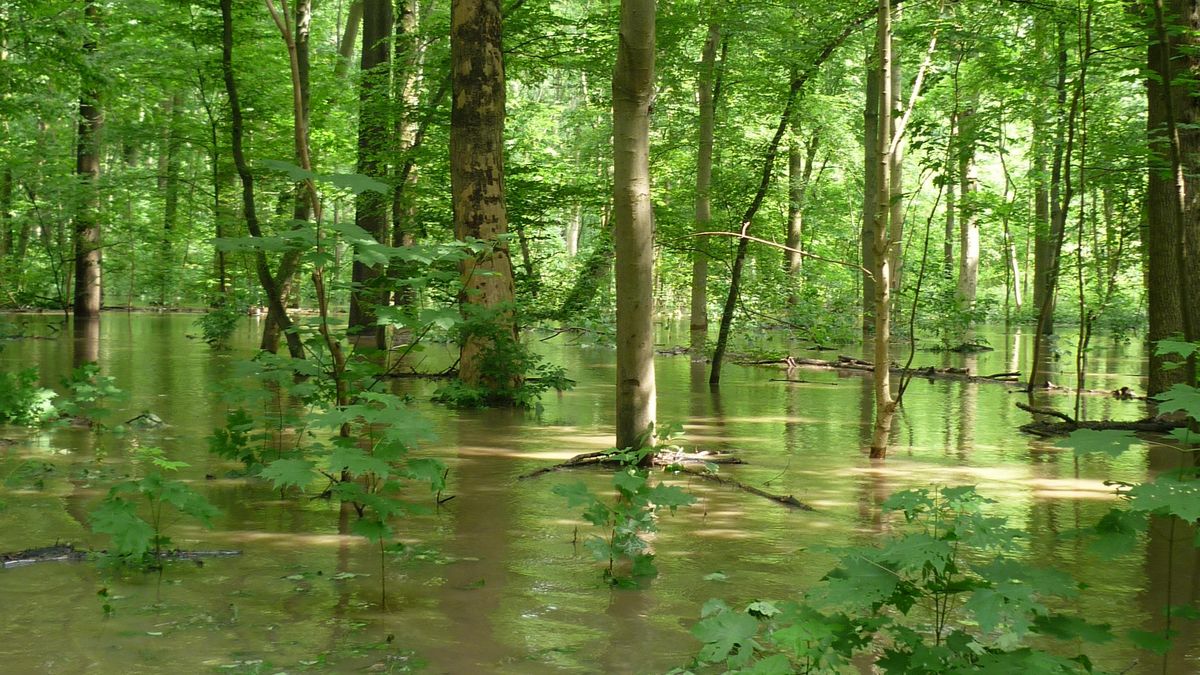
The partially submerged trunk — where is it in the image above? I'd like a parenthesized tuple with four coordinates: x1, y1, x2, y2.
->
(612, 0, 657, 451)
(689, 22, 719, 355)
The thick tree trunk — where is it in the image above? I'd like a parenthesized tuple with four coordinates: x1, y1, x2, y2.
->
(73, 0, 103, 318)
(451, 0, 518, 389)
(1146, 0, 1200, 392)
(349, 0, 392, 348)
(613, 0, 656, 452)
(690, 23, 718, 354)
(389, 0, 424, 311)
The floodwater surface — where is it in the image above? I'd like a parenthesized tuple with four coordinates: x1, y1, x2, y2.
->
(0, 313, 1195, 674)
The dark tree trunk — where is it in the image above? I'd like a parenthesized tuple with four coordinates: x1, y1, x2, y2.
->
(348, 0, 392, 348)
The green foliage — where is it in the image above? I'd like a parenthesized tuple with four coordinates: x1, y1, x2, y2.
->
(56, 362, 125, 426)
(555, 431, 696, 586)
(688, 486, 1105, 673)
(433, 306, 574, 408)
(89, 446, 219, 567)
(195, 295, 246, 348)
(0, 367, 57, 426)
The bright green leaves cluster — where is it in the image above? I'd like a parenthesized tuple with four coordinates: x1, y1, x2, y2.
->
(555, 447, 696, 586)
(688, 486, 1108, 674)
(0, 367, 57, 425)
(89, 446, 219, 567)
(0, 362, 125, 428)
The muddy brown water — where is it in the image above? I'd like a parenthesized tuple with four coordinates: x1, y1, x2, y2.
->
(0, 313, 1195, 673)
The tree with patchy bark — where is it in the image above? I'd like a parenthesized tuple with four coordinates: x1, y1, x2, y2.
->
(451, 0, 519, 390)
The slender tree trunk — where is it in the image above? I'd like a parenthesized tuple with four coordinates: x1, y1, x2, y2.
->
(862, 47, 880, 331)
(869, 0, 895, 459)
(161, 93, 182, 304)
(786, 128, 819, 285)
(220, 0, 304, 358)
(956, 105, 979, 312)
(0, 166, 12, 258)
(73, 0, 103, 318)
(613, 0, 656, 453)
(389, 0, 424, 312)
(348, 0, 392, 348)
(690, 22, 718, 355)
(451, 0, 518, 389)
(335, 0, 363, 79)
(887, 32, 904, 291)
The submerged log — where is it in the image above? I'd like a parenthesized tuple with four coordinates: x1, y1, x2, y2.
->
(1, 543, 242, 569)
(1015, 401, 1185, 437)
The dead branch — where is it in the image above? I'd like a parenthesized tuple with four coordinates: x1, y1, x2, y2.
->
(676, 465, 814, 511)
(1015, 401, 1076, 424)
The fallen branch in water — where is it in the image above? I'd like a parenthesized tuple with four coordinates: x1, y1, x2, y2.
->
(675, 465, 814, 511)
(519, 450, 814, 511)
(1016, 401, 1076, 425)
(1, 543, 242, 569)
(518, 449, 742, 480)
(1019, 417, 1185, 438)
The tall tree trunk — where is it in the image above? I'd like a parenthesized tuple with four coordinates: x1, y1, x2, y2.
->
(956, 105, 979, 312)
(220, 0, 304, 358)
(0, 166, 12, 258)
(943, 113, 955, 277)
(869, 0, 895, 458)
(451, 0, 517, 389)
(690, 22, 718, 355)
(389, 0, 424, 312)
(73, 0, 103, 318)
(862, 47, 880, 331)
(887, 32, 904, 291)
(1146, 0, 1200, 392)
(613, 0, 656, 453)
(335, 0, 364, 79)
(786, 128, 819, 285)
(348, 0, 392, 347)
(161, 93, 183, 304)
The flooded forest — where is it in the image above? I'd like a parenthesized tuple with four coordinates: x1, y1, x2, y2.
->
(1, 0, 1199, 673)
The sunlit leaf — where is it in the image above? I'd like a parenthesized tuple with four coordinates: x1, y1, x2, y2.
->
(1128, 473, 1200, 522)
(1155, 384, 1200, 422)
(259, 458, 316, 489)
(1057, 429, 1140, 458)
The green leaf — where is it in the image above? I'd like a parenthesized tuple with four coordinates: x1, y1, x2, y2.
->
(1155, 384, 1200, 422)
(1057, 429, 1141, 458)
(692, 607, 760, 664)
(612, 469, 647, 496)
(326, 172, 390, 195)
(326, 445, 392, 479)
(1128, 473, 1200, 522)
(259, 458, 316, 490)
(1032, 613, 1114, 643)
(1128, 629, 1174, 655)
(703, 571, 728, 582)
(1155, 338, 1198, 359)
(405, 458, 447, 492)
(743, 653, 793, 675)
(261, 159, 314, 182)
(746, 601, 781, 618)
(351, 517, 391, 542)
(90, 496, 154, 557)
(552, 481, 595, 508)
(644, 483, 697, 513)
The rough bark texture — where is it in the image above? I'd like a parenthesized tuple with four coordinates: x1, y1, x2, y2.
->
(451, 0, 517, 388)
(349, 0, 393, 348)
(786, 130, 818, 283)
(161, 93, 183, 302)
(613, 0, 656, 451)
(1145, 0, 1199, 394)
(73, 0, 103, 318)
(887, 34, 904, 291)
(689, 22, 718, 350)
(1031, 20, 1055, 333)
